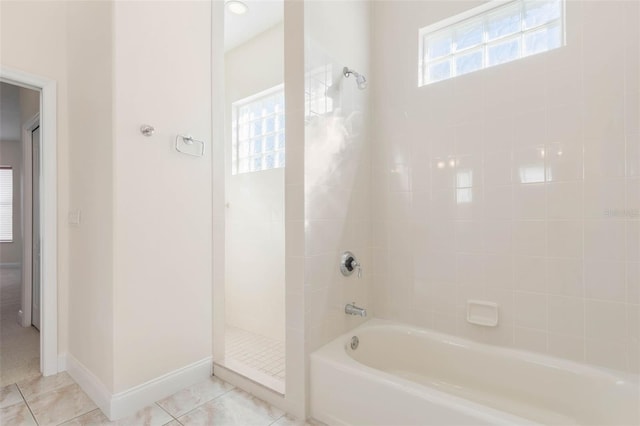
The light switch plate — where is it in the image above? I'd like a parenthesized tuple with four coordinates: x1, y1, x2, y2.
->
(68, 209, 81, 226)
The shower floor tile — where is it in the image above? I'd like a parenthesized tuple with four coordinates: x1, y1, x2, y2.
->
(224, 325, 285, 393)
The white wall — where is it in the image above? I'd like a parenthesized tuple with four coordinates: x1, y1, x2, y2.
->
(225, 23, 285, 342)
(112, 0, 213, 392)
(2, 0, 215, 398)
(371, 0, 639, 374)
(66, 0, 114, 391)
(0, 0, 71, 355)
(303, 0, 371, 353)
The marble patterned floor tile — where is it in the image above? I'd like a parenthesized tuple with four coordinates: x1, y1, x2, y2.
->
(269, 414, 314, 426)
(28, 383, 97, 425)
(59, 408, 110, 425)
(162, 421, 182, 426)
(177, 389, 281, 426)
(222, 388, 284, 420)
(61, 404, 175, 426)
(17, 371, 74, 400)
(0, 400, 37, 426)
(156, 376, 234, 418)
(0, 384, 23, 409)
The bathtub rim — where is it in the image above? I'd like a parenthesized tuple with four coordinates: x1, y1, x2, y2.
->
(310, 318, 639, 426)
(326, 318, 640, 386)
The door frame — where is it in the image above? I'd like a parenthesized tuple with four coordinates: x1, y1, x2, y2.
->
(0, 66, 58, 377)
(20, 113, 40, 329)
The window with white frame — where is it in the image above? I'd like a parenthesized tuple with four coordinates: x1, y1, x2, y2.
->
(232, 86, 285, 175)
(419, 0, 565, 86)
(0, 167, 13, 242)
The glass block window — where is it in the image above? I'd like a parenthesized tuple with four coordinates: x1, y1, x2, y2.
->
(0, 167, 13, 242)
(419, 0, 564, 86)
(232, 85, 285, 175)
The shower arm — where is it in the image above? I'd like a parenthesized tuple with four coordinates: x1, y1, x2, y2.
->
(343, 66, 367, 90)
(343, 67, 358, 78)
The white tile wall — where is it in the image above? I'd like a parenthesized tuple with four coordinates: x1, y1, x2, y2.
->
(304, 0, 372, 353)
(371, 0, 640, 374)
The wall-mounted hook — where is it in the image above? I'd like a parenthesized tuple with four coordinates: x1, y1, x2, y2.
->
(140, 124, 155, 137)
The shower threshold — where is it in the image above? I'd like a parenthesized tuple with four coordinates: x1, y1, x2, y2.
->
(220, 325, 285, 394)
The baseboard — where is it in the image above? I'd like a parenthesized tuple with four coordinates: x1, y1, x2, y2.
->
(62, 352, 212, 421)
(64, 353, 112, 415)
(0, 262, 21, 269)
(110, 356, 212, 420)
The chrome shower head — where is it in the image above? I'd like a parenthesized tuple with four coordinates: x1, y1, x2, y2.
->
(343, 66, 367, 90)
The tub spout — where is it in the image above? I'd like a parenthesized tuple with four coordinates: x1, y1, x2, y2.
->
(345, 303, 367, 317)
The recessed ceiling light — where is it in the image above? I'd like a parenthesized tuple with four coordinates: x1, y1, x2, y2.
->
(226, 0, 249, 15)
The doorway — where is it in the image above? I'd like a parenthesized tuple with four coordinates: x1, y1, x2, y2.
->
(217, 0, 286, 395)
(0, 67, 58, 381)
(0, 82, 40, 386)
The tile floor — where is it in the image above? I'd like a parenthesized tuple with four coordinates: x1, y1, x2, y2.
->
(0, 372, 312, 426)
(224, 326, 285, 394)
(0, 267, 41, 387)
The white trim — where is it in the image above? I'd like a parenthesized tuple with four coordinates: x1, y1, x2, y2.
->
(64, 354, 213, 421)
(65, 353, 112, 416)
(64, 353, 213, 421)
(21, 113, 39, 328)
(0, 66, 58, 376)
(109, 357, 212, 420)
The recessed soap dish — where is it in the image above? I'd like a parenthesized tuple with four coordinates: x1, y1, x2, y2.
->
(466, 300, 499, 327)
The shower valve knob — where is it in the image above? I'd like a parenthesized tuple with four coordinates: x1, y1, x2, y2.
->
(341, 251, 362, 278)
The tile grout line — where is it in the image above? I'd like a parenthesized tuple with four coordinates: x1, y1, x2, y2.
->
(55, 408, 100, 425)
(15, 383, 39, 426)
(167, 383, 236, 422)
(267, 412, 286, 426)
(155, 401, 182, 423)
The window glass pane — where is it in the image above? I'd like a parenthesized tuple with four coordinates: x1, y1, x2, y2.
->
(232, 87, 285, 174)
(276, 151, 285, 168)
(487, 4, 521, 41)
(455, 20, 483, 51)
(524, 0, 561, 29)
(488, 37, 520, 66)
(250, 102, 263, 119)
(265, 116, 276, 133)
(427, 32, 453, 60)
(455, 49, 483, 75)
(238, 107, 250, 123)
(251, 156, 262, 172)
(265, 135, 275, 152)
(428, 59, 452, 82)
(239, 125, 249, 141)
(265, 152, 275, 170)
(277, 132, 285, 150)
(524, 22, 561, 56)
(263, 97, 276, 115)
(239, 140, 250, 157)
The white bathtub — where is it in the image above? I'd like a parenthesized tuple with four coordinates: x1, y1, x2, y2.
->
(310, 319, 640, 425)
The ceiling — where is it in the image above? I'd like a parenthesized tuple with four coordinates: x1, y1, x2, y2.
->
(224, 0, 283, 52)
